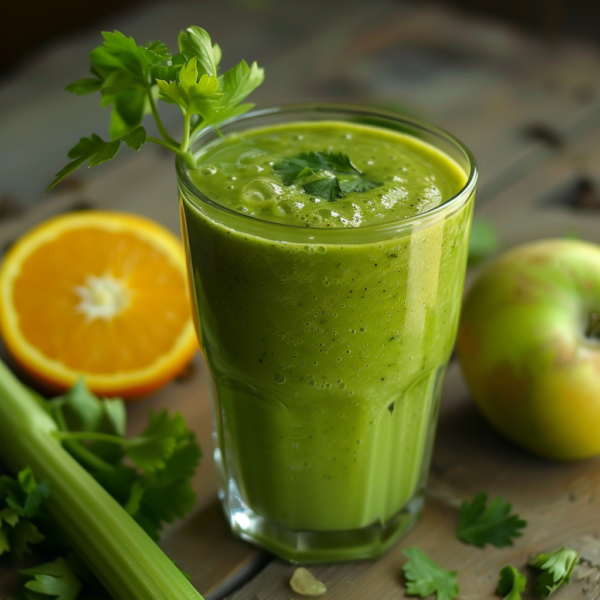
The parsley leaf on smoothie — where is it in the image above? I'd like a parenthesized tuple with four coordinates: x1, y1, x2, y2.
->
(49, 26, 264, 190)
(402, 548, 459, 600)
(273, 149, 383, 201)
(303, 177, 343, 202)
(339, 176, 383, 194)
(457, 492, 526, 547)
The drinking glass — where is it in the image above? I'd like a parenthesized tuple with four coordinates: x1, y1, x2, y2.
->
(177, 104, 477, 563)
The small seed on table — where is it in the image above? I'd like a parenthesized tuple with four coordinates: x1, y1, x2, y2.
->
(290, 568, 327, 596)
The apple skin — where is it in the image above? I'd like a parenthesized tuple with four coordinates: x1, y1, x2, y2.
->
(457, 239, 600, 461)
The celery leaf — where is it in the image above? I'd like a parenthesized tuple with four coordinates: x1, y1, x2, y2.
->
(457, 492, 526, 547)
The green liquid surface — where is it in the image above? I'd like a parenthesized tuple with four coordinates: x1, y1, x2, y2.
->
(181, 120, 474, 559)
(190, 121, 466, 228)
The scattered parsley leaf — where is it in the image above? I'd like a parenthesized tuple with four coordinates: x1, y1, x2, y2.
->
(53, 383, 202, 542)
(20, 556, 82, 600)
(530, 547, 579, 598)
(496, 566, 526, 600)
(126, 410, 187, 472)
(6, 520, 45, 564)
(48, 379, 126, 464)
(0, 467, 49, 561)
(402, 547, 460, 600)
(457, 492, 526, 548)
(303, 177, 343, 202)
(49, 379, 125, 437)
(127, 414, 201, 539)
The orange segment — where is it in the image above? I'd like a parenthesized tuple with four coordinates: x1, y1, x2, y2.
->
(0, 211, 198, 399)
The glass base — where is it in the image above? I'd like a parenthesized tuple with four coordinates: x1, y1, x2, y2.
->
(220, 481, 424, 564)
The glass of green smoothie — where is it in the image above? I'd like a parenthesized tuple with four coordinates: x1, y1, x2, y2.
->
(177, 103, 477, 563)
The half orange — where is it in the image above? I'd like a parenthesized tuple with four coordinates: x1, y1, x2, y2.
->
(0, 211, 198, 400)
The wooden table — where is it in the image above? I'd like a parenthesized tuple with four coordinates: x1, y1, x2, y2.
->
(1, 2, 600, 599)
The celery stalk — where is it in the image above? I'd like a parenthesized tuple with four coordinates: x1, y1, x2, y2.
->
(0, 358, 204, 600)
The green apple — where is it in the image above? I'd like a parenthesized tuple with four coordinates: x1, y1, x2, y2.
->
(457, 239, 600, 460)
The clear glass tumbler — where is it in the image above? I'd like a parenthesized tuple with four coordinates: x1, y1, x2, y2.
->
(177, 104, 477, 563)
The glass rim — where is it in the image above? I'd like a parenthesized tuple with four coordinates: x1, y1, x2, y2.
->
(176, 103, 478, 240)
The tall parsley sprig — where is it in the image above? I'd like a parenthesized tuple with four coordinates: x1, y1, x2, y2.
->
(48, 26, 264, 190)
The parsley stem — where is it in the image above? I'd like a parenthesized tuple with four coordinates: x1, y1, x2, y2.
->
(51, 408, 115, 473)
(56, 431, 127, 446)
(148, 91, 178, 147)
(65, 440, 116, 472)
(146, 136, 197, 169)
(180, 112, 192, 153)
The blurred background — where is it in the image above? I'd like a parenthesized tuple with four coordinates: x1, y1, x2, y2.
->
(2, 0, 600, 230)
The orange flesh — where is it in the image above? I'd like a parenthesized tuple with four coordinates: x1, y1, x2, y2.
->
(12, 228, 191, 375)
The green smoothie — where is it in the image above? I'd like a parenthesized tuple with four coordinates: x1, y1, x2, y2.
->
(179, 117, 475, 562)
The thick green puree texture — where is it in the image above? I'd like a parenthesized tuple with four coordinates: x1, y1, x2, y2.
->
(180, 120, 473, 560)
(189, 122, 465, 228)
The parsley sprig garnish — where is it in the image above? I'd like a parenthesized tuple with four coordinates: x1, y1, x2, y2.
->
(457, 491, 527, 548)
(49, 26, 264, 190)
(272, 150, 382, 202)
(529, 547, 579, 598)
(495, 565, 526, 600)
(402, 547, 460, 600)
